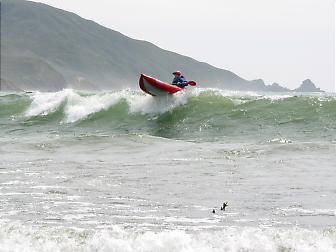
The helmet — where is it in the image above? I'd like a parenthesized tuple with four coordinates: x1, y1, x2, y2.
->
(172, 70, 181, 76)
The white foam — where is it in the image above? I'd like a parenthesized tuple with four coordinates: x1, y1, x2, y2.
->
(64, 91, 125, 123)
(0, 224, 335, 252)
(25, 89, 73, 117)
(278, 207, 336, 217)
(268, 138, 293, 144)
(126, 90, 191, 114)
(25, 89, 127, 122)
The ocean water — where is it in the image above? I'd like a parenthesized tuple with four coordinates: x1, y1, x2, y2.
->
(0, 88, 335, 252)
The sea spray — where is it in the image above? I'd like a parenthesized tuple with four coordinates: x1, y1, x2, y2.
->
(25, 89, 72, 117)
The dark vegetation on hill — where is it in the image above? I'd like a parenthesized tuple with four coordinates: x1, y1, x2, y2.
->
(0, 0, 322, 92)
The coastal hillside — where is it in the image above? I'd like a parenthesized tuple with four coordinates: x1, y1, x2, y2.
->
(0, 0, 320, 92)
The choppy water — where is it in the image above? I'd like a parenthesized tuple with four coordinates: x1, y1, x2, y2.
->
(0, 88, 335, 251)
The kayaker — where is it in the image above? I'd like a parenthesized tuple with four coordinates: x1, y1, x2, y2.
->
(172, 71, 188, 88)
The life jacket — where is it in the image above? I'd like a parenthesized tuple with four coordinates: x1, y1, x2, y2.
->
(172, 75, 187, 84)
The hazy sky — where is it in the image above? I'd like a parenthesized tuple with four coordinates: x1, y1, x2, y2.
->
(31, 0, 334, 91)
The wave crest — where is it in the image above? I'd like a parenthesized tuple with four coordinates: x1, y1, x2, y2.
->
(1, 89, 335, 140)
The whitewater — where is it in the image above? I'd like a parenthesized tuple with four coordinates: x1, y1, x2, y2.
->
(0, 88, 335, 252)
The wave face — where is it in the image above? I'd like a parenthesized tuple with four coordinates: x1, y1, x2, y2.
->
(1, 89, 335, 141)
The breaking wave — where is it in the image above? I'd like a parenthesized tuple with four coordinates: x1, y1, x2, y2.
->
(0, 223, 335, 252)
(1, 89, 335, 140)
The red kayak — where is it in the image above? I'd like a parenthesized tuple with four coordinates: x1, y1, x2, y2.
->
(139, 74, 183, 96)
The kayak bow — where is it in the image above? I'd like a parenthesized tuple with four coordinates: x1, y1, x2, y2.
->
(139, 74, 183, 96)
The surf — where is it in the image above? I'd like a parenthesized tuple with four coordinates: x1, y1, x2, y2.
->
(1, 89, 335, 141)
(0, 223, 335, 252)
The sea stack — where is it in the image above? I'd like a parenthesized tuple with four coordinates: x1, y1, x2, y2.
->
(294, 79, 323, 92)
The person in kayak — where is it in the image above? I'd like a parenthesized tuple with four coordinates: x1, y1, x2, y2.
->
(172, 71, 188, 88)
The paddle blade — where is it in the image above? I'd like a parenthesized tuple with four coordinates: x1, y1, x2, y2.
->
(187, 81, 197, 86)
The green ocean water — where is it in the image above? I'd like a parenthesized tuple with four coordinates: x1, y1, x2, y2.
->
(1, 89, 335, 142)
(0, 89, 335, 252)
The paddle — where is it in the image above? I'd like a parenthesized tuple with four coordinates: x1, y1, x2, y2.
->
(187, 81, 197, 86)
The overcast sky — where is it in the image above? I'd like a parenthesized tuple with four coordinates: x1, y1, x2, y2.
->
(31, 0, 335, 91)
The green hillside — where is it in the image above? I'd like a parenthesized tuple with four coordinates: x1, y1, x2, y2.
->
(1, 0, 287, 91)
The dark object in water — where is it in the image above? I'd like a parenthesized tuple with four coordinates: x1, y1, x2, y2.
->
(212, 209, 215, 214)
(221, 202, 228, 211)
